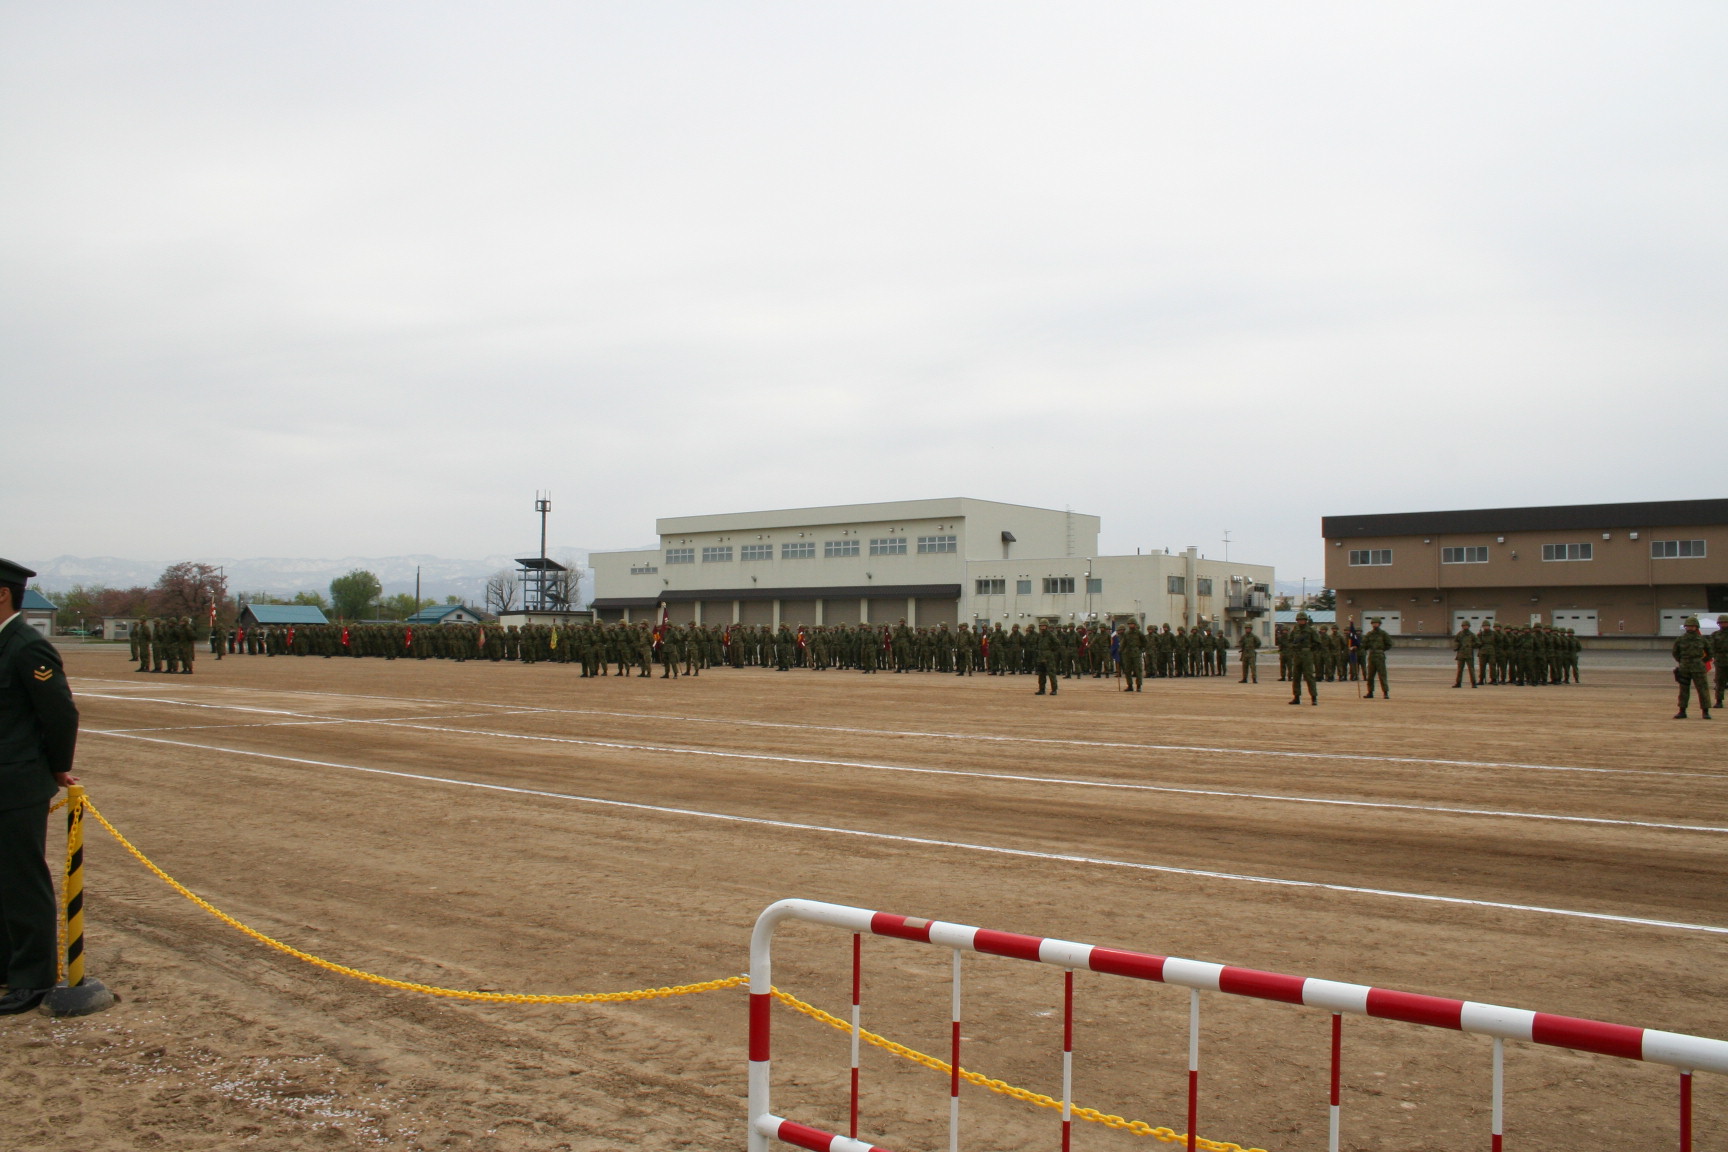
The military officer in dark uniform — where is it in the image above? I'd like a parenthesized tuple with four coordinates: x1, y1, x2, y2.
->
(0, 558, 81, 1014)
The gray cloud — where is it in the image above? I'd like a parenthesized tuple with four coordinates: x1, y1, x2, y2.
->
(5, 2, 1722, 578)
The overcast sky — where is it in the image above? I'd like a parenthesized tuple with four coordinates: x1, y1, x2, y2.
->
(5, 2, 1723, 583)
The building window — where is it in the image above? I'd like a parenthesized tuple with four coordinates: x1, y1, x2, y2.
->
(701, 546, 733, 563)
(1541, 543, 1593, 562)
(1043, 577, 1075, 595)
(1167, 575, 1186, 595)
(1348, 549, 1393, 566)
(741, 544, 772, 561)
(823, 539, 858, 558)
(783, 541, 816, 559)
(629, 565, 659, 575)
(1015, 579, 1032, 595)
(1442, 547, 1489, 564)
(1086, 578, 1103, 594)
(975, 578, 1005, 595)
(869, 537, 907, 556)
(1196, 578, 1213, 597)
(665, 548, 694, 565)
(1651, 539, 1707, 559)
(917, 535, 958, 554)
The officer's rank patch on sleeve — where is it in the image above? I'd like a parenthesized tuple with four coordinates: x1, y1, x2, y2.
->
(33, 667, 54, 681)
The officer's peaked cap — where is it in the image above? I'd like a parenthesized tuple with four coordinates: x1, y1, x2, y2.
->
(0, 557, 36, 586)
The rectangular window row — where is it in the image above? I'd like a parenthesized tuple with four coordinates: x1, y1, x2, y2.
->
(1348, 549, 1393, 566)
(917, 535, 957, 554)
(702, 546, 732, 563)
(1542, 543, 1592, 562)
(1652, 539, 1707, 558)
(824, 539, 859, 558)
(975, 578, 1005, 595)
(1442, 546, 1489, 564)
(869, 537, 907, 556)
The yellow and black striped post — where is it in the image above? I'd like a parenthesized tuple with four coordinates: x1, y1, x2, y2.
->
(63, 784, 88, 987)
(47, 785, 114, 1015)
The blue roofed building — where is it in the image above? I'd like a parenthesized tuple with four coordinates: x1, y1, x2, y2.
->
(239, 603, 331, 628)
(404, 603, 491, 625)
(21, 588, 58, 638)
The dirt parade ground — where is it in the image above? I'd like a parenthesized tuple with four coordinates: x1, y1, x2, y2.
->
(5, 643, 1725, 1151)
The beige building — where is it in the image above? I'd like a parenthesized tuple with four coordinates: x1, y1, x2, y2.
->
(1323, 498, 1728, 637)
(591, 498, 1275, 637)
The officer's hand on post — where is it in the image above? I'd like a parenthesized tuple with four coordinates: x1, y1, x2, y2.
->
(55, 771, 78, 788)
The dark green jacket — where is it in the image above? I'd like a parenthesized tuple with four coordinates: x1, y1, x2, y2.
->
(0, 616, 79, 810)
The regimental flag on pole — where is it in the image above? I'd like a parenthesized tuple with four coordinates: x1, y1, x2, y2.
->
(405, 627, 414, 648)
(342, 627, 350, 647)
(796, 626, 806, 650)
(550, 628, 558, 650)
(286, 627, 296, 647)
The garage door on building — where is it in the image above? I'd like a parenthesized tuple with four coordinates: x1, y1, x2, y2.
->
(739, 599, 773, 626)
(1548, 609, 1598, 636)
(1358, 609, 1401, 634)
(1451, 610, 1496, 631)
(779, 599, 817, 627)
(916, 597, 959, 628)
(1659, 608, 1711, 636)
(823, 598, 861, 625)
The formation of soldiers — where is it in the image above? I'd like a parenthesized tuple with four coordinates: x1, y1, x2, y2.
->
(1448, 621, 1583, 687)
(183, 618, 1245, 683)
(128, 618, 204, 674)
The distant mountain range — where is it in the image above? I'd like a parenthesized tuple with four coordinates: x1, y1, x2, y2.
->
(28, 551, 604, 606)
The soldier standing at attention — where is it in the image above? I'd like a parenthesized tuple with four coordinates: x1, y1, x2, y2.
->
(1452, 620, 1477, 687)
(1119, 623, 1145, 692)
(1672, 616, 1713, 720)
(1283, 611, 1321, 705)
(1033, 621, 1061, 696)
(1361, 617, 1392, 699)
(1237, 626, 1260, 683)
(0, 558, 81, 1014)
(1712, 616, 1728, 710)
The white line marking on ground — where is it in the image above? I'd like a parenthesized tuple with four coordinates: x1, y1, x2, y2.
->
(75, 690, 1728, 833)
(71, 676, 1718, 780)
(83, 729, 1728, 937)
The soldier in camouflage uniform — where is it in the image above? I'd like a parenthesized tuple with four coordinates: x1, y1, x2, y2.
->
(1714, 616, 1728, 709)
(1237, 627, 1260, 683)
(1282, 612, 1321, 704)
(1360, 618, 1391, 698)
(1672, 616, 1713, 720)
(1451, 621, 1477, 688)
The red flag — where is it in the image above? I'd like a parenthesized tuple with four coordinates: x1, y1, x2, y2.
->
(405, 627, 414, 648)
(341, 627, 351, 646)
(286, 627, 296, 646)
(796, 627, 807, 649)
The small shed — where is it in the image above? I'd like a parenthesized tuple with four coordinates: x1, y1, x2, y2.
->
(103, 617, 140, 641)
(240, 604, 331, 628)
(21, 588, 57, 638)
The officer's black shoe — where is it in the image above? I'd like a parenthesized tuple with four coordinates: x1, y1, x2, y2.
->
(0, 987, 50, 1015)
(1288, 699, 1301, 705)
(1035, 690, 1045, 695)
(1674, 712, 1687, 720)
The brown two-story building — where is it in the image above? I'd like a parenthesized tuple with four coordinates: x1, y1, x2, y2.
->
(1323, 498, 1728, 638)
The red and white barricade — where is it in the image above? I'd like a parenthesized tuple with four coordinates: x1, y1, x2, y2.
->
(747, 898, 1728, 1152)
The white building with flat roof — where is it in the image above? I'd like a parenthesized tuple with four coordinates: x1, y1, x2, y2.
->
(590, 498, 1274, 636)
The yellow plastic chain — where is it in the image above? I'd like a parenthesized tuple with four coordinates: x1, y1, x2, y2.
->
(769, 988, 1269, 1152)
(78, 794, 1269, 1149)
(79, 796, 745, 1005)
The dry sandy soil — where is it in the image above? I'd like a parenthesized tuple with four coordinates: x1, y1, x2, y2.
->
(4, 644, 1724, 1151)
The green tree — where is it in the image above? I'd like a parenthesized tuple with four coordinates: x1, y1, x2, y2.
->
(329, 569, 383, 621)
(291, 590, 331, 610)
(1310, 589, 1337, 611)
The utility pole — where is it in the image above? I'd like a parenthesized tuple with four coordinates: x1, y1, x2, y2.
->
(1222, 530, 1231, 562)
